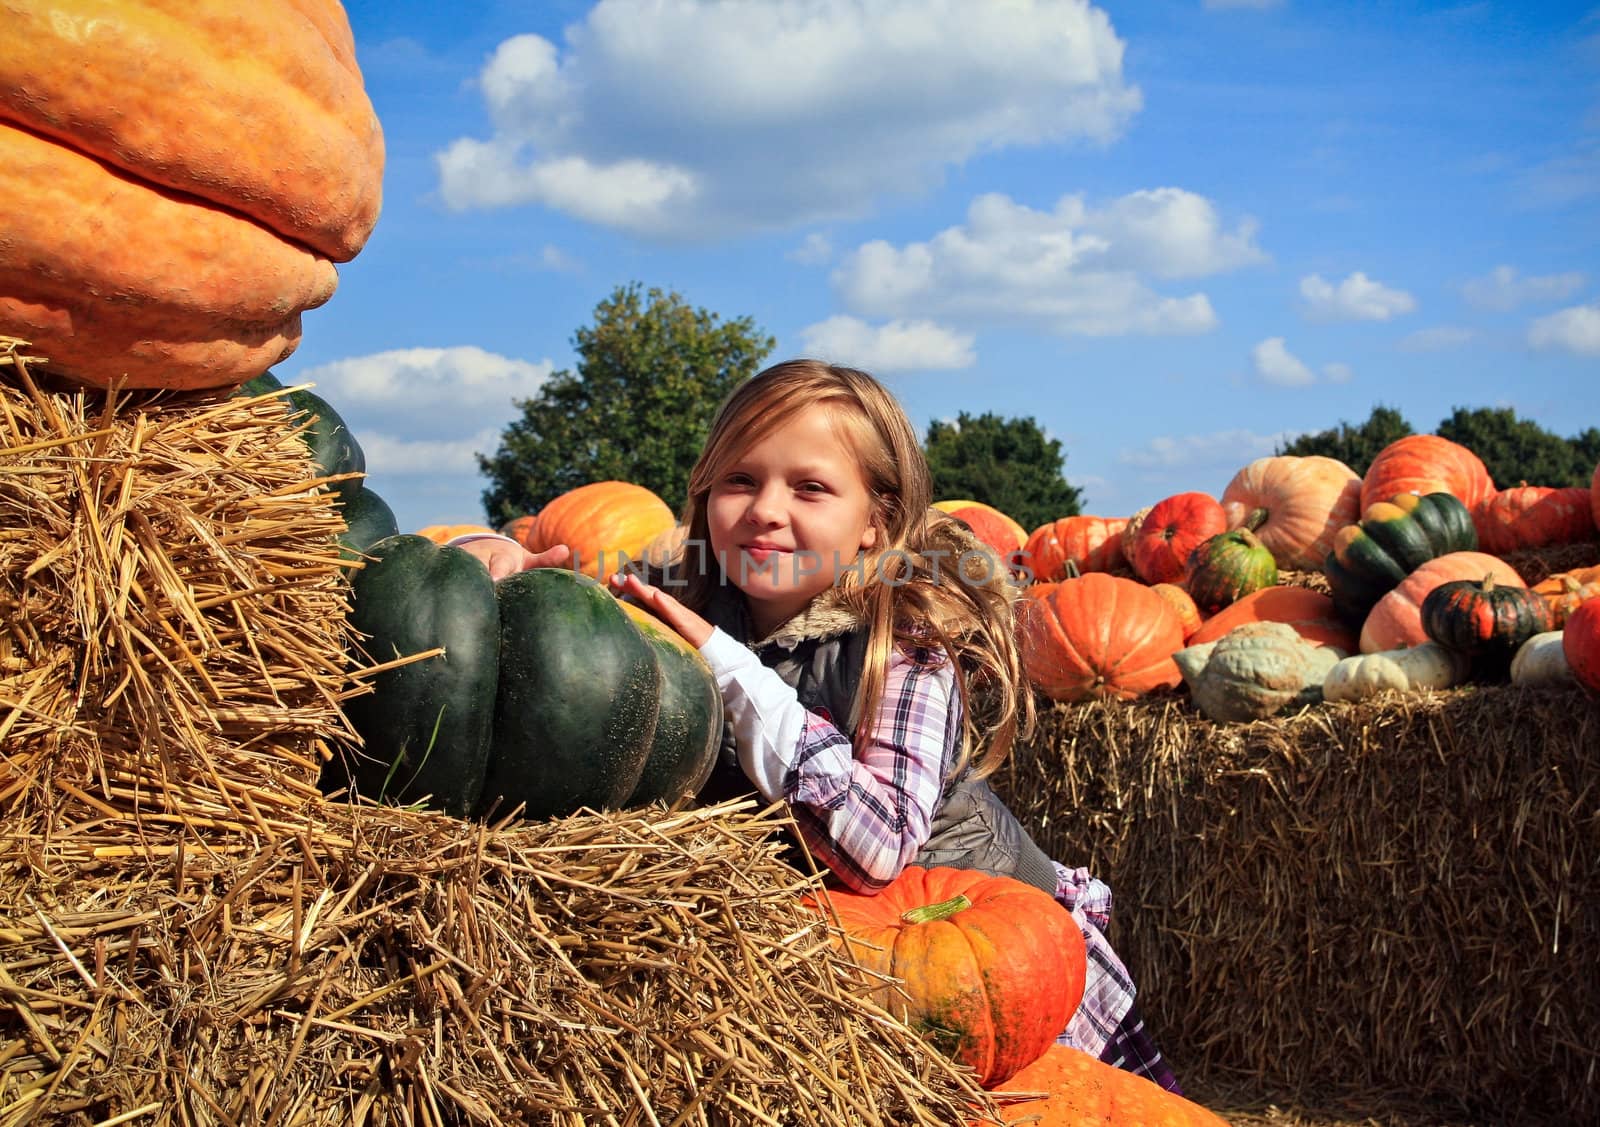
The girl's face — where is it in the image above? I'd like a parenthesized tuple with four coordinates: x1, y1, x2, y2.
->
(706, 405, 879, 635)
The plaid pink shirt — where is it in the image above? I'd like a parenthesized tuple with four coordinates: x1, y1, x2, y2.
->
(700, 631, 1136, 1056)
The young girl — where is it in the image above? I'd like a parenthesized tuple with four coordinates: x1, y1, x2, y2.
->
(457, 359, 1179, 1092)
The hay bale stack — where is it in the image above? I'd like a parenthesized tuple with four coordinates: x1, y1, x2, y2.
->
(1, 344, 993, 1124)
(1000, 685, 1600, 1123)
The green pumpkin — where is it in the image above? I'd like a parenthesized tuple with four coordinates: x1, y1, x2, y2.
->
(235, 369, 366, 497)
(329, 535, 722, 821)
(1184, 527, 1277, 615)
(336, 485, 400, 563)
(1421, 574, 1551, 659)
(1324, 492, 1477, 623)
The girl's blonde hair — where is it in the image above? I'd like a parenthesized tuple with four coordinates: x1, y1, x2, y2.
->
(675, 358, 1034, 778)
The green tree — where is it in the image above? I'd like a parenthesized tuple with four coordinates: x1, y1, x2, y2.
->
(479, 284, 774, 522)
(922, 412, 1081, 531)
(1436, 406, 1596, 488)
(1276, 405, 1414, 475)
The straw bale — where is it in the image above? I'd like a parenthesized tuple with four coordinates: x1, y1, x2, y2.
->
(1, 343, 997, 1125)
(999, 682, 1600, 1123)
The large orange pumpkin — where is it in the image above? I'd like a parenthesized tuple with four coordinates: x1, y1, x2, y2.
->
(976, 1044, 1229, 1125)
(933, 500, 1028, 560)
(1018, 574, 1185, 701)
(1471, 484, 1595, 554)
(415, 523, 495, 545)
(1188, 586, 1357, 653)
(808, 866, 1086, 1088)
(1220, 454, 1362, 571)
(1021, 516, 1128, 582)
(530, 481, 676, 579)
(1359, 551, 1524, 653)
(1359, 435, 1495, 513)
(0, 1, 385, 390)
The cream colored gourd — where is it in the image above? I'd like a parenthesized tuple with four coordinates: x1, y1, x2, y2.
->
(1323, 642, 1469, 702)
(1174, 621, 1342, 723)
(1509, 631, 1574, 687)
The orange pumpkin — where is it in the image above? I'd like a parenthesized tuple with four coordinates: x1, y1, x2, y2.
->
(1188, 586, 1357, 653)
(0, 1, 385, 390)
(1151, 583, 1203, 642)
(934, 500, 1027, 561)
(1359, 435, 1495, 514)
(976, 1044, 1229, 1125)
(1359, 551, 1524, 653)
(416, 523, 496, 545)
(1220, 454, 1363, 571)
(530, 480, 676, 579)
(1532, 566, 1600, 629)
(1472, 484, 1595, 554)
(498, 514, 539, 549)
(1018, 574, 1185, 701)
(1021, 516, 1128, 582)
(808, 867, 1085, 1088)
(1127, 492, 1227, 585)
(1564, 598, 1600, 692)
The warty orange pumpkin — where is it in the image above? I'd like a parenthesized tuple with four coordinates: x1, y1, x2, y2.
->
(807, 866, 1086, 1088)
(0, 0, 384, 390)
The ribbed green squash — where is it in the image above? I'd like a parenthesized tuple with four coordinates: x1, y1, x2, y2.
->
(1184, 527, 1277, 615)
(1324, 492, 1478, 622)
(331, 537, 723, 821)
(235, 369, 366, 496)
(336, 535, 500, 818)
(336, 485, 399, 562)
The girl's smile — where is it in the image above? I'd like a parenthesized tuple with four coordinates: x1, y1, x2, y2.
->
(707, 405, 878, 635)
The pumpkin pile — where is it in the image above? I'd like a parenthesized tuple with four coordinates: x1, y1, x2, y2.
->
(999, 434, 1600, 722)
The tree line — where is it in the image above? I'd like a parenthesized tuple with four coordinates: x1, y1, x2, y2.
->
(479, 285, 1597, 530)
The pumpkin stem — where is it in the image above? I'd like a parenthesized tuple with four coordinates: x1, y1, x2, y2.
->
(1481, 573, 1496, 592)
(1064, 559, 1081, 580)
(1244, 506, 1269, 532)
(901, 893, 972, 924)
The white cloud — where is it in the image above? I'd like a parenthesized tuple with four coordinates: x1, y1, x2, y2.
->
(1461, 265, 1586, 311)
(1528, 302, 1600, 355)
(436, 0, 1141, 237)
(1251, 337, 1315, 386)
(797, 316, 975, 371)
(292, 347, 555, 431)
(1398, 326, 1477, 352)
(357, 428, 506, 477)
(788, 233, 834, 265)
(1299, 271, 1416, 321)
(1118, 428, 1285, 470)
(830, 189, 1263, 337)
(1322, 361, 1354, 383)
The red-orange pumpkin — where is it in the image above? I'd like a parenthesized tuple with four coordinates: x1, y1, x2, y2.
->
(1018, 575, 1185, 701)
(530, 481, 676, 579)
(498, 514, 539, 549)
(1564, 597, 1600, 692)
(1188, 586, 1357, 653)
(1472, 484, 1594, 554)
(976, 1045, 1229, 1125)
(808, 866, 1086, 1088)
(1359, 551, 1524, 653)
(1221, 454, 1363, 571)
(0, 1, 385, 390)
(1021, 516, 1128, 582)
(1359, 435, 1495, 513)
(935, 500, 1027, 562)
(1128, 492, 1227, 585)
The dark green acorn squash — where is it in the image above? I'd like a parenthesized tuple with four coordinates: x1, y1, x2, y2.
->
(329, 535, 722, 821)
(1323, 492, 1478, 623)
(235, 369, 365, 496)
(336, 485, 399, 562)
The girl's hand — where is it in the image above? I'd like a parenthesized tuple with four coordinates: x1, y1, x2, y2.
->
(609, 571, 714, 648)
(457, 537, 570, 580)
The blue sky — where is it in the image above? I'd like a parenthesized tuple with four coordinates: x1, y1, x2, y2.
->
(285, 0, 1598, 535)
